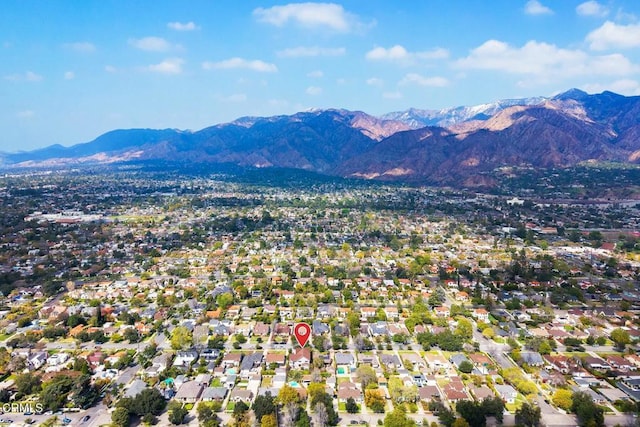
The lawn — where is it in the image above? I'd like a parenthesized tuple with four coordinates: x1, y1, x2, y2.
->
(505, 393, 527, 413)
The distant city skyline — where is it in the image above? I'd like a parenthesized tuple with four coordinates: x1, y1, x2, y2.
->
(2, 0, 640, 151)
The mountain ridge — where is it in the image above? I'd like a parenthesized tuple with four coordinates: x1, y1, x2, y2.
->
(3, 89, 640, 188)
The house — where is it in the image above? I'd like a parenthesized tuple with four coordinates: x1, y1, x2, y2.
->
(312, 320, 330, 335)
(434, 306, 450, 318)
(124, 379, 147, 398)
(520, 351, 545, 367)
(226, 305, 241, 318)
(274, 323, 291, 336)
(472, 308, 489, 322)
(221, 352, 242, 369)
(584, 356, 610, 371)
(418, 386, 441, 402)
(224, 374, 237, 390)
(47, 352, 69, 367)
(175, 381, 204, 404)
(253, 322, 270, 337)
(335, 352, 356, 371)
(173, 350, 198, 369)
(240, 352, 263, 378)
(290, 348, 311, 370)
(199, 349, 220, 362)
(201, 387, 227, 402)
(425, 353, 449, 370)
(470, 385, 495, 401)
(337, 381, 363, 403)
(379, 354, 403, 370)
(361, 307, 377, 320)
(495, 384, 518, 404)
(28, 352, 48, 370)
(449, 354, 470, 369)
(606, 355, 634, 372)
(455, 291, 469, 302)
(358, 354, 379, 368)
(383, 306, 399, 319)
(316, 304, 336, 319)
(229, 388, 254, 403)
(368, 322, 388, 337)
(265, 352, 286, 368)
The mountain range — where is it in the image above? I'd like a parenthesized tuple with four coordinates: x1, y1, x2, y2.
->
(3, 88, 640, 187)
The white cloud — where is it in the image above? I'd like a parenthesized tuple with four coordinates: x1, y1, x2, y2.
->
(524, 0, 553, 15)
(268, 99, 290, 107)
(64, 71, 75, 80)
(307, 70, 323, 78)
(63, 41, 96, 53)
(306, 86, 322, 95)
(581, 79, 640, 95)
(276, 46, 346, 57)
(576, 1, 609, 17)
(399, 73, 449, 87)
(4, 71, 42, 82)
(586, 21, 640, 50)
(253, 2, 367, 32)
(456, 39, 637, 83)
(129, 37, 174, 52)
(105, 65, 117, 73)
(146, 58, 184, 74)
(167, 21, 199, 31)
(382, 91, 402, 99)
(202, 58, 278, 72)
(366, 77, 384, 87)
(365, 45, 449, 64)
(16, 110, 34, 118)
(219, 93, 247, 102)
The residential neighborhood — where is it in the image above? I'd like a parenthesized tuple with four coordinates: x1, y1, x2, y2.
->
(0, 171, 639, 427)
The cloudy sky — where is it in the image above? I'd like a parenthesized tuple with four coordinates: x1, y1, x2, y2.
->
(3, 0, 640, 151)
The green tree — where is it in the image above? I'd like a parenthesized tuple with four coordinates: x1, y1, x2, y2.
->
(481, 396, 504, 424)
(346, 312, 360, 335)
(168, 402, 188, 425)
(552, 389, 573, 411)
(456, 400, 486, 427)
(571, 391, 604, 427)
(310, 391, 338, 426)
(111, 407, 130, 427)
(71, 375, 100, 409)
(40, 375, 74, 411)
(355, 365, 378, 389)
(170, 326, 193, 350)
(252, 392, 276, 420)
(515, 401, 541, 427)
(455, 318, 473, 340)
(610, 328, 631, 350)
(130, 388, 167, 416)
(15, 373, 42, 397)
(458, 360, 474, 374)
(345, 397, 358, 413)
(216, 293, 234, 310)
(383, 405, 416, 427)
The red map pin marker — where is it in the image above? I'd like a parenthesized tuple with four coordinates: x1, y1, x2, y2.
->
(294, 322, 311, 348)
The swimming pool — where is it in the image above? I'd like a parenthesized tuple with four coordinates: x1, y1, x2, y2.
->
(289, 381, 300, 388)
(337, 367, 346, 375)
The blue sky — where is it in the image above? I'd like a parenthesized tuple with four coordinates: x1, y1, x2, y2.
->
(3, 0, 640, 151)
